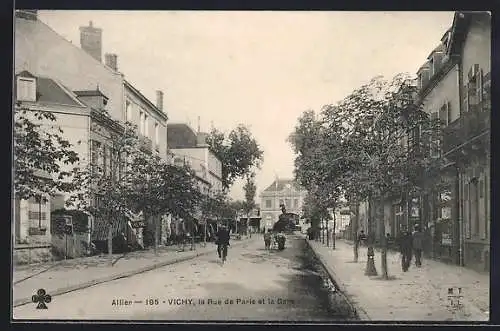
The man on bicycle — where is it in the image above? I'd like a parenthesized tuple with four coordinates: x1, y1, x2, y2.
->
(215, 224, 230, 262)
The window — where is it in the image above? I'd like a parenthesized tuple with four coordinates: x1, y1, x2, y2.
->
(439, 103, 450, 126)
(430, 112, 440, 158)
(139, 111, 145, 135)
(28, 195, 47, 229)
(125, 101, 132, 122)
(265, 199, 272, 208)
(17, 77, 36, 102)
(91, 140, 102, 174)
(144, 114, 149, 137)
(154, 122, 159, 147)
(285, 199, 291, 208)
(465, 64, 482, 112)
(294, 199, 298, 208)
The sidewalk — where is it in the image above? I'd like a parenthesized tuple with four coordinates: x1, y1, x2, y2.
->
(306, 239, 489, 322)
(13, 236, 257, 307)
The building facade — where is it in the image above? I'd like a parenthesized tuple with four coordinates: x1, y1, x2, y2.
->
(349, 11, 490, 272)
(443, 12, 491, 271)
(167, 123, 223, 196)
(15, 11, 170, 254)
(259, 178, 306, 231)
(13, 70, 93, 263)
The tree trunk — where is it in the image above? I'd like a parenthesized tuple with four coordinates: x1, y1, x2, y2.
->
(332, 208, 336, 250)
(326, 215, 329, 247)
(154, 214, 159, 255)
(353, 202, 359, 262)
(108, 220, 113, 263)
(380, 199, 389, 279)
(321, 217, 325, 244)
(365, 198, 378, 276)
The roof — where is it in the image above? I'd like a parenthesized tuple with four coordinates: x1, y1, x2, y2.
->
(124, 80, 168, 121)
(427, 43, 446, 59)
(262, 179, 304, 193)
(74, 89, 109, 100)
(197, 132, 209, 146)
(447, 11, 490, 57)
(16, 70, 84, 107)
(167, 123, 198, 149)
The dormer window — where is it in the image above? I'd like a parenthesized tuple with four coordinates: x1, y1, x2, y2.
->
(17, 76, 36, 102)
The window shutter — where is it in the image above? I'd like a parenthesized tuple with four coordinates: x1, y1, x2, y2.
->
(463, 84, 469, 113)
(478, 68, 483, 105)
(446, 102, 452, 125)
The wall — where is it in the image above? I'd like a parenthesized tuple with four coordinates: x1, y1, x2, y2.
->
(171, 147, 222, 194)
(125, 88, 168, 161)
(421, 64, 460, 122)
(461, 15, 491, 86)
(15, 17, 125, 123)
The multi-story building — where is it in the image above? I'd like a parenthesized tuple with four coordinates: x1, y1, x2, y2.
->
(358, 11, 491, 272)
(166, 123, 223, 239)
(167, 123, 223, 196)
(259, 178, 306, 231)
(441, 11, 491, 271)
(14, 10, 169, 252)
(13, 69, 105, 262)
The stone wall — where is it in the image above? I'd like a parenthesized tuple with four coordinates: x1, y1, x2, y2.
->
(13, 244, 52, 265)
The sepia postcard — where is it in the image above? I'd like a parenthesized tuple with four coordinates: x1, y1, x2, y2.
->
(12, 10, 491, 323)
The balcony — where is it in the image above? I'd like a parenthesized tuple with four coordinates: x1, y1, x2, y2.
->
(442, 101, 490, 156)
(138, 135, 153, 152)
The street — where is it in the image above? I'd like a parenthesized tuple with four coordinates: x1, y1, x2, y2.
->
(13, 235, 357, 321)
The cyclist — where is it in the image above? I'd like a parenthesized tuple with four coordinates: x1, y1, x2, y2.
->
(215, 224, 231, 263)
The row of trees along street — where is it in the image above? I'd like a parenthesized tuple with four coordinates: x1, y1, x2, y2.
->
(14, 102, 264, 263)
(288, 73, 447, 280)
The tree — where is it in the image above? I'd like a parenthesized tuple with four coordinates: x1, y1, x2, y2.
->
(289, 73, 445, 280)
(66, 122, 143, 261)
(205, 124, 264, 190)
(14, 105, 80, 201)
(242, 172, 257, 236)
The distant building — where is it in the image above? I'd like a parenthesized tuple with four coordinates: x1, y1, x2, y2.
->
(167, 123, 223, 196)
(259, 178, 306, 231)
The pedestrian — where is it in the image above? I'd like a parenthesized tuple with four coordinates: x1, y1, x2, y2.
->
(264, 229, 272, 250)
(412, 224, 424, 267)
(398, 227, 413, 272)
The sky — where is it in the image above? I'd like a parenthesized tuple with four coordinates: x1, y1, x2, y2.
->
(37, 10, 455, 201)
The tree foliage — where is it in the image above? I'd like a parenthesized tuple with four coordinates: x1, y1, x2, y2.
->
(205, 124, 264, 190)
(242, 172, 257, 216)
(14, 106, 80, 200)
(289, 73, 446, 234)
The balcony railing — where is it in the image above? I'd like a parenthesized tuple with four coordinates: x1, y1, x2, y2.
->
(442, 101, 490, 154)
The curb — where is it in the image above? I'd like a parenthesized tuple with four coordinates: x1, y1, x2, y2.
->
(304, 239, 371, 321)
(13, 239, 253, 308)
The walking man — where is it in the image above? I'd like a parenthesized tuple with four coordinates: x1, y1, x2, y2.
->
(398, 227, 413, 272)
(412, 224, 424, 267)
(264, 229, 272, 250)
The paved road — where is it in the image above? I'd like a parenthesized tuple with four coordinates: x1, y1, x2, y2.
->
(13, 235, 355, 321)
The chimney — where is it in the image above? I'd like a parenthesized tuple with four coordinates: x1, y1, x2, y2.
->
(16, 10, 38, 20)
(80, 21, 102, 62)
(156, 90, 164, 111)
(105, 53, 118, 71)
